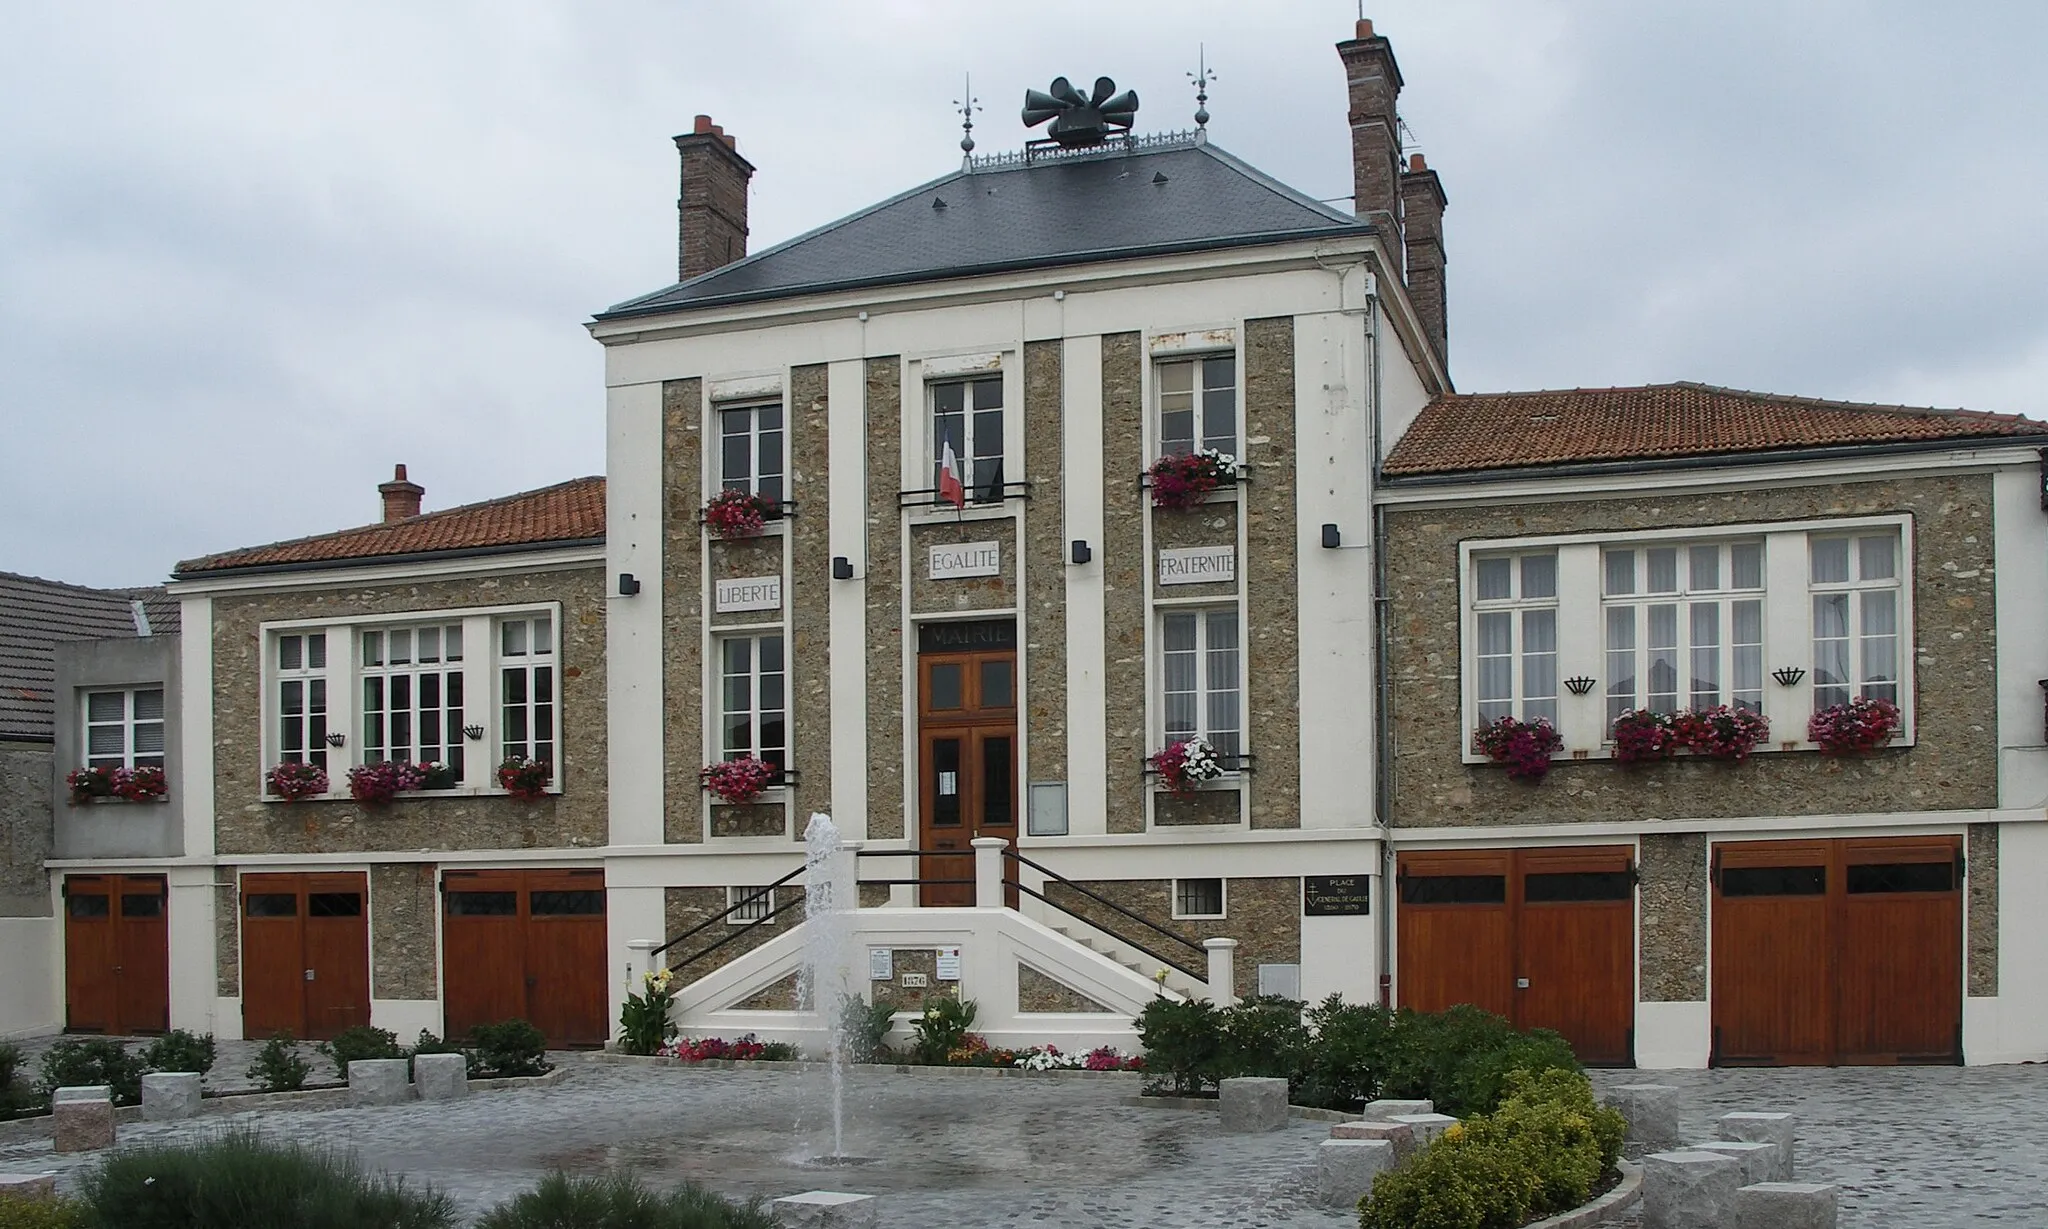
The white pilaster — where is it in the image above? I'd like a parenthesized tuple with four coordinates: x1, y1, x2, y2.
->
(828, 358, 870, 839)
(607, 380, 667, 847)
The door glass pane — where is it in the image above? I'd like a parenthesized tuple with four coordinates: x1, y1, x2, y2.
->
(68, 894, 110, 919)
(979, 659, 1013, 708)
(1524, 871, 1634, 902)
(1846, 862, 1954, 894)
(445, 891, 518, 916)
(308, 893, 363, 918)
(120, 893, 163, 919)
(244, 893, 297, 918)
(928, 663, 962, 710)
(1399, 875, 1507, 905)
(1720, 865, 1826, 897)
(931, 738, 962, 827)
(530, 890, 605, 915)
(981, 736, 1013, 825)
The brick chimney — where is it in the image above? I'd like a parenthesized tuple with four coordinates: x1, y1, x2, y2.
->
(1400, 152, 1449, 370)
(1337, 19, 1404, 267)
(674, 115, 755, 281)
(378, 464, 424, 523)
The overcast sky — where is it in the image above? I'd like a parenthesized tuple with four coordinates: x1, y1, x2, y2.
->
(6, 1, 2046, 588)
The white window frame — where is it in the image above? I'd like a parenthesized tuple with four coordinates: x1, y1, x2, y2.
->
(1171, 877, 1227, 920)
(1457, 515, 1914, 762)
(1808, 531, 1904, 711)
(1599, 540, 1766, 722)
(358, 622, 467, 774)
(1154, 351, 1239, 460)
(714, 631, 789, 774)
(272, 630, 331, 781)
(1469, 550, 1560, 727)
(83, 687, 166, 771)
(258, 603, 564, 800)
(727, 886, 775, 925)
(496, 612, 558, 783)
(927, 373, 1007, 506)
(714, 399, 786, 506)
(1156, 605, 1245, 772)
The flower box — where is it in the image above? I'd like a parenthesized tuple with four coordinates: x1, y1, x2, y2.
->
(266, 761, 329, 802)
(347, 760, 426, 806)
(66, 765, 167, 804)
(1674, 705, 1770, 761)
(498, 757, 553, 800)
(1149, 736, 1225, 795)
(1472, 716, 1563, 782)
(702, 489, 782, 539)
(1610, 709, 1680, 763)
(700, 756, 781, 804)
(1144, 450, 1238, 511)
(1808, 696, 1901, 755)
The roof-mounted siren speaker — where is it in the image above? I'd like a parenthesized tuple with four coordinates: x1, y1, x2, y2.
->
(1022, 75, 1139, 148)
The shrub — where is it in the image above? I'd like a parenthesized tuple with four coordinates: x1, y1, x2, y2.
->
(839, 995, 897, 1063)
(759, 1041, 801, 1062)
(38, 1037, 144, 1106)
(909, 997, 977, 1066)
(619, 967, 679, 1055)
(141, 1029, 217, 1076)
(476, 1171, 777, 1229)
(317, 1025, 404, 1079)
(468, 1019, 551, 1078)
(1134, 996, 1223, 1095)
(246, 1032, 312, 1092)
(0, 1041, 21, 1090)
(77, 1130, 456, 1229)
(0, 1196, 87, 1229)
(405, 1030, 468, 1078)
(1215, 995, 1310, 1083)
(1295, 996, 1397, 1110)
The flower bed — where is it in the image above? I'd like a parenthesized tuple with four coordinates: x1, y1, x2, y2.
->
(1144, 449, 1236, 510)
(657, 1034, 801, 1063)
(1149, 736, 1224, 795)
(1809, 696, 1901, 754)
(702, 488, 781, 539)
(66, 764, 168, 804)
(1473, 716, 1563, 782)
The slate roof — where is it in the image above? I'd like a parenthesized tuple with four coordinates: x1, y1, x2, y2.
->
(1383, 382, 2048, 478)
(174, 476, 606, 576)
(0, 573, 178, 742)
(599, 138, 1371, 319)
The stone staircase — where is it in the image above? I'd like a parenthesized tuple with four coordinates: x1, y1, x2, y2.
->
(1040, 918, 1209, 1000)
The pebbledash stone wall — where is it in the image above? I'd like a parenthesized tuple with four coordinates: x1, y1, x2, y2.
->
(1022, 340, 1067, 795)
(789, 365, 834, 830)
(209, 568, 607, 855)
(1242, 317, 1302, 831)
(1385, 475, 2002, 826)
(370, 863, 436, 1000)
(1017, 963, 1112, 1014)
(214, 867, 239, 995)
(1047, 877, 1299, 1000)
(1101, 334, 1147, 834)
(663, 378, 707, 843)
(1968, 822, 1998, 996)
(0, 743, 53, 916)
(662, 882, 893, 993)
(865, 358, 907, 840)
(907, 520, 1017, 614)
(1638, 833, 1708, 1001)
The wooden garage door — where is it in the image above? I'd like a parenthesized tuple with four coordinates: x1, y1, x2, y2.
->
(63, 874, 168, 1035)
(1398, 847, 1635, 1066)
(442, 868, 607, 1047)
(1711, 836, 1961, 1066)
(241, 872, 371, 1042)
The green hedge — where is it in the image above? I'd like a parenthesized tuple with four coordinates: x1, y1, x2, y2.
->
(1134, 997, 1580, 1116)
(1358, 1068, 1626, 1229)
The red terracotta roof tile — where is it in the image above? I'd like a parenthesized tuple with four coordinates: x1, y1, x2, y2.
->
(1383, 382, 2048, 477)
(176, 477, 605, 575)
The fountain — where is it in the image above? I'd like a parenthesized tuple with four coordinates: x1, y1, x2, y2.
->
(797, 811, 859, 1159)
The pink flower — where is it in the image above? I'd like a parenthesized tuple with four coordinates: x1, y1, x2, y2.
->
(1808, 697, 1901, 755)
(703, 489, 780, 539)
(1473, 716, 1563, 782)
(700, 756, 780, 804)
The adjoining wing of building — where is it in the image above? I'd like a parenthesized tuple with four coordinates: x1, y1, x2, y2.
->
(8, 18, 2048, 1069)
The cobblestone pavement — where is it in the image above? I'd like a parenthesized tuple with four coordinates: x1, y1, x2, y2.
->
(0, 1059, 1352, 1228)
(1590, 1065, 2048, 1227)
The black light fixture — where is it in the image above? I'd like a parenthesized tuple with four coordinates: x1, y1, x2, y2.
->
(462, 724, 485, 742)
(323, 732, 346, 748)
(1070, 540, 1092, 565)
(831, 556, 855, 581)
(1563, 676, 1597, 696)
(1321, 523, 1342, 549)
(617, 572, 641, 596)
(1772, 666, 1808, 687)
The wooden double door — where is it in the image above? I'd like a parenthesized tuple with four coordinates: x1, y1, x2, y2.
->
(242, 872, 371, 1042)
(1396, 847, 1636, 1066)
(917, 622, 1018, 907)
(1711, 837, 1961, 1066)
(442, 868, 608, 1047)
(64, 874, 169, 1035)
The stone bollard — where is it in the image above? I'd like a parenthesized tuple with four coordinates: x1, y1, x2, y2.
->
(773, 1190, 879, 1228)
(1217, 1077, 1289, 1132)
(347, 1058, 414, 1106)
(1331, 1120, 1416, 1162)
(1361, 1098, 1433, 1119)
(0, 1174, 57, 1201)
(1735, 1181, 1836, 1229)
(412, 1052, 469, 1101)
(1644, 1150, 1743, 1229)
(51, 1086, 114, 1153)
(1609, 1084, 1683, 1155)
(1317, 1138, 1395, 1208)
(141, 1071, 203, 1122)
(1692, 1140, 1777, 1188)
(1719, 1112, 1798, 1181)
(1388, 1112, 1459, 1149)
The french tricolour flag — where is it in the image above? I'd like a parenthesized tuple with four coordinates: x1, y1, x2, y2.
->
(938, 441, 967, 510)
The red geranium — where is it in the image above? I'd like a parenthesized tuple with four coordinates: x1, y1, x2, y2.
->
(1674, 705, 1770, 761)
(1472, 715, 1563, 782)
(1610, 709, 1680, 763)
(703, 489, 780, 539)
(701, 756, 780, 804)
(112, 765, 168, 802)
(1809, 697, 1902, 755)
(267, 761, 329, 802)
(498, 757, 552, 800)
(1145, 450, 1236, 511)
(347, 760, 425, 806)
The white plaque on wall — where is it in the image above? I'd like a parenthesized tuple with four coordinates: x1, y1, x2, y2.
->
(1157, 545, 1237, 585)
(714, 575, 783, 612)
(928, 541, 1001, 579)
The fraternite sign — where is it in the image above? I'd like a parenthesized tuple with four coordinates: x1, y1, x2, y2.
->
(714, 575, 782, 613)
(1157, 545, 1236, 586)
(928, 541, 1001, 579)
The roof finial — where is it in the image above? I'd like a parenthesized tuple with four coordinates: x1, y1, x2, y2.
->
(1188, 45, 1216, 141)
(955, 74, 982, 168)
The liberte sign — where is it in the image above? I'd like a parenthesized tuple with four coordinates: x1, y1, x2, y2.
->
(928, 541, 1001, 579)
(714, 575, 782, 612)
(1157, 545, 1236, 585)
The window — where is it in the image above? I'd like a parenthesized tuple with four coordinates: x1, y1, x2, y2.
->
(728, 886, 774, 924)
(500, 615, 555, 769)
(719, 402, 784, 503)
(1811, 533, 1900, 708)
(931, 376, 1004, 503)
(1471, 552, 1558, 725)
(718, 634, 787, 770)
(1173, 878, 1225, 918)
(276, 632, 328, 771)
(361, 624, 464, 774)
(1157, 353, 1236, 457)
(1161, 609, 1241, 763)
(84, 688, 165, 770)
(1602, 541, 1764, 721)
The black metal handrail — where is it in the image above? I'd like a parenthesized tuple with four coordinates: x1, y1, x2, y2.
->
(665, 894, 808, 974)
(1142, 752, 1256, 778)
(648, 861, 806, 962)
(1004, 848, 1207, 982)
(897, 481, 1032, 508)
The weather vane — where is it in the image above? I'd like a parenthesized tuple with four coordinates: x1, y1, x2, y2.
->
(1188, 45, 1216, 134)
(954, 75, 982, 160)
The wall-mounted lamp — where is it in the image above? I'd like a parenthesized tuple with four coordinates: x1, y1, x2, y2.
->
(1070, 539, 1092, 565)
(323, 732, 346, 748)
(462, 724, 485, 742)
(1320, 523, 1342, 549)
(1771, 666, 1808, 687)
(1563, 676, 1598, 696)
(831, 556, 855, 581)
(617, 572, 641, 596)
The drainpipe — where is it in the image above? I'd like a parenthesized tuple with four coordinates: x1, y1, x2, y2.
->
(1367, 288, 1397, 1010)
